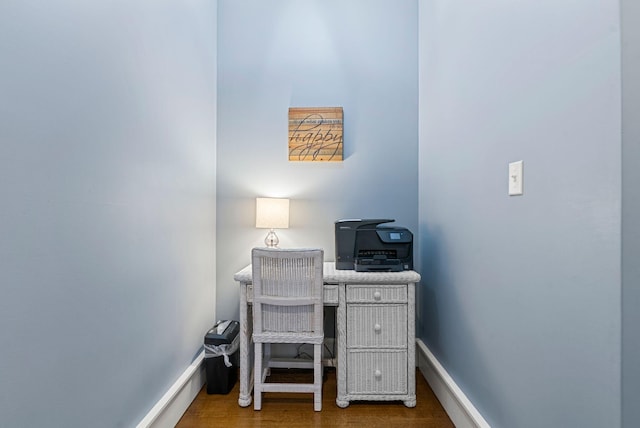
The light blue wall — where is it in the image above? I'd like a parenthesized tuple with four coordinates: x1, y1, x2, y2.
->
(418, 1, 622, 427)
(216, 0, 419, 321)
(0, 2, 217, 427)
(622, 1, 640, 427)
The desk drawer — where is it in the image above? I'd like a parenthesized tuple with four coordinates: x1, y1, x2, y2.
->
(346, 350, 408, 395)
(346, 284, 407, 303)
(246, 284, 338, 305)
(346, 304, 407, 348)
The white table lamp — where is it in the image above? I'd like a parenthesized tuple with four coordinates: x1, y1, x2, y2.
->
(255, 197, 290, 247)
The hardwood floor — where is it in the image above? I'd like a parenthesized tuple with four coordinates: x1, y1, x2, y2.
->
(176, 368, 454, 427)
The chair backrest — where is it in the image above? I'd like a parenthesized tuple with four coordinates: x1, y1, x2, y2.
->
(251, 248, 324, 338)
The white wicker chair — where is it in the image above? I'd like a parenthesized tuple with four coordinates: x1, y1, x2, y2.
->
(251, 247, 324, 411)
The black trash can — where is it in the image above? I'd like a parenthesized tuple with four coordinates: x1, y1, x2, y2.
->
(204, 320, 240, 394)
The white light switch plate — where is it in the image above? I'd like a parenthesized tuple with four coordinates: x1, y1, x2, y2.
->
(508, 160, 523, 196)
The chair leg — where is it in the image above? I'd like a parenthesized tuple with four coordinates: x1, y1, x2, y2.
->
(254, 342, 262, 411)
(313, 343, 322, 411)
(255, 341, 322, 411)
(264, 343, 271, 377)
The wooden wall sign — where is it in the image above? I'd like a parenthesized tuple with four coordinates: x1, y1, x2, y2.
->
(288, 107, 343, 161)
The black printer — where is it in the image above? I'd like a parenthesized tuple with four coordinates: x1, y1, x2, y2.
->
(335, 219, 413, 272)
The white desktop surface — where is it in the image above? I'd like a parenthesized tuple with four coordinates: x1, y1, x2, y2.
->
(233, 262, 420, 285)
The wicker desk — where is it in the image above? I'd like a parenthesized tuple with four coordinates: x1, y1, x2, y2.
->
(234, 262, 420, 408)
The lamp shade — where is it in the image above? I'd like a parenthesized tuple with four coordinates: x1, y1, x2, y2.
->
(255, 198, 290, 229)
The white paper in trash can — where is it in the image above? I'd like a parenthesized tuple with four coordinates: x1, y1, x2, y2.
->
(204, 334, 239, 367)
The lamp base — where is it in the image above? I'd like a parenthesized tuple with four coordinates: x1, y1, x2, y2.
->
(264, 229, 279, 248)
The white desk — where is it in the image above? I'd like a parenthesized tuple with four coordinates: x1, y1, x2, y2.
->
(234, 262, 421, 408)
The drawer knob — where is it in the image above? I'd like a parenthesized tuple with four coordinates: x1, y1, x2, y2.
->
(373, 291, 382, 300)
(374, 323, 381, 332)
(375, 370, 382, 378)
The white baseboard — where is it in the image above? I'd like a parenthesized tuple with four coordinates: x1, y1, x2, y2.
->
(136, 351, 206, 428)
(416, 339, 491, 428)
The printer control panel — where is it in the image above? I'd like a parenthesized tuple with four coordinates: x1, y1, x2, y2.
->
(377, 229, 412, 243)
